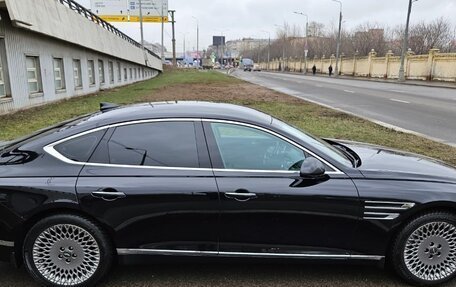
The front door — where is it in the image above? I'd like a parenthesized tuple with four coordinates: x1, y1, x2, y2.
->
(204, 121, 360, 257)
(76, 120, 220, 253)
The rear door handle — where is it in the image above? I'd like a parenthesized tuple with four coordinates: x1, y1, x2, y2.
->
(91, 189, 126, 201)
(225, 190, 257, 202)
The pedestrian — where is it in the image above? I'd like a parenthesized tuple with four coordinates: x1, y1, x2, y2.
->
(312, 65, 317, 75)
(328, 65, 333, 76)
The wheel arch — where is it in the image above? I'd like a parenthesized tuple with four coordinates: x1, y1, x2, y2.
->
(385, 201, 456, 262)
(13, 206, 116, 267)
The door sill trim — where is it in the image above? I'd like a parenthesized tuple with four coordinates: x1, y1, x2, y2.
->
(116, 248, 384, 261)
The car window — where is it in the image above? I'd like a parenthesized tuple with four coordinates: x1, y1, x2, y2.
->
(54, 130, 105, 162)
(99, 122, 199, 168)
(210, 123, 306, 171)
(272, 118, 353, 167)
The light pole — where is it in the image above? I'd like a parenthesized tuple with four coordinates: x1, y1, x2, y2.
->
(275, 24, 287, 72)
(180, 32, 188, 59)
(160, 0, 165, 63)
(192, 16, 199, 68)
(261, 30, 271, 70)
(138, 0, 147, 65)
(293, 11, 309, 74)
(332, 0, 342, 78)
(398, 0, 418, 82)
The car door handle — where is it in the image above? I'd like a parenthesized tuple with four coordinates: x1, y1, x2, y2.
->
(91, 189, 126, 201)
(225, 190, 257, 201)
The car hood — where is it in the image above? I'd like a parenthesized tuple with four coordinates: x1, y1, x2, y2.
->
(334, 140, 456, 184)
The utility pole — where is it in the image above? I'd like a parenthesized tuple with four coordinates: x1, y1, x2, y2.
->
(398, 0, 416, 82)
(169, 10, 176, 66)
(181, 33, 187, 58)
(262, 31, 271, 70)
(161, 1, 165, 63)
(192, 16, 199, 68)
(293, 12, 309, 74)
(138, 0, 147, 65)
(332, 0, 342, 78)
(275, 24, 287, 72)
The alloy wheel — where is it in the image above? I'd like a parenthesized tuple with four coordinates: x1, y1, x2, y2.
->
(32, 224, 101, 286)
(404, 221, 456, 281)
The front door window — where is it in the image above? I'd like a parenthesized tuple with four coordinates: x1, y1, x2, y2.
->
(210, 122, 306, 171)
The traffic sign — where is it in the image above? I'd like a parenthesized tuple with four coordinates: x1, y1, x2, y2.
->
(91, 0, 169, 23)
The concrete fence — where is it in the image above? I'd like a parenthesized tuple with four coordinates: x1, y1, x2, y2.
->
(259, 49, 456, 83)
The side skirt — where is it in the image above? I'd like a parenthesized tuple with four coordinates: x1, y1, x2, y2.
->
(117, 249, 384, 261)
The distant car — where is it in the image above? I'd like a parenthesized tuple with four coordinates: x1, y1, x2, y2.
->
(1, 102, 456, 286)
(164, 60, 173, 66)
(253, 64, 261, 72)
(242, 58, 254, 72)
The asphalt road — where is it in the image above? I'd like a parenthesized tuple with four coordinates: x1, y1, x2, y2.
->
(2, 261, 450, 287)
(232, 70, 456, 146)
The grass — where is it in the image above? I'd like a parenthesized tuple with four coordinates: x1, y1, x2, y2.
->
(1, 68, 455, 166)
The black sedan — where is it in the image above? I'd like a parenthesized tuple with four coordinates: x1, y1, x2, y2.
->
(1, 101, 456, 287)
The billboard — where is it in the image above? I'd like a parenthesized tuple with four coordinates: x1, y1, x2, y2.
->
(91, 0, 168, 23)
(213, 36, 225, 46)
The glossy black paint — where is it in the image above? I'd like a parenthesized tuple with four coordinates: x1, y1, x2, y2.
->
(0, 101, 455, 266)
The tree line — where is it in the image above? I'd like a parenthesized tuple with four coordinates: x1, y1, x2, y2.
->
(241, 17, 456, 61)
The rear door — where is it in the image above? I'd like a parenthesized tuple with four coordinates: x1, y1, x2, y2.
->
(74, 119, 220, 253)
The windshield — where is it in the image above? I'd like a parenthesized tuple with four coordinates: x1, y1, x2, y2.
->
(272, 118, 353, 167)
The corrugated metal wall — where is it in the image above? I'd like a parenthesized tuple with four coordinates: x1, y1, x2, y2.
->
(0, 13, 159, 115)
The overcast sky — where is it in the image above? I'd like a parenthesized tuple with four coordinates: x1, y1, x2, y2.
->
(75, 0, 456, 52)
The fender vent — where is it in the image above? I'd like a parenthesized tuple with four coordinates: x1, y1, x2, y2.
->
(363, 201, 415, 220)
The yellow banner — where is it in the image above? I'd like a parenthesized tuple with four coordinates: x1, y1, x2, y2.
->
(99, 15, 168, 23)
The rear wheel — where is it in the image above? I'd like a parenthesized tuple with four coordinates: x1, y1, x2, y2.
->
(23, 214, 114, 287)
(391, 212, 456, 286)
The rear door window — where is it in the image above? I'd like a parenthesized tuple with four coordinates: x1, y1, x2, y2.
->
(91, 121, 200, 168)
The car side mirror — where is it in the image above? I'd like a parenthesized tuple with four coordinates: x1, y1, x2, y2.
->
(300, 157, 326, 178)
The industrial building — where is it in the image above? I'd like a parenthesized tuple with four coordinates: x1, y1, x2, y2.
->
(0, 0, 162, 115)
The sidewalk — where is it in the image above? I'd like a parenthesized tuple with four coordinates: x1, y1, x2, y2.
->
(264, 70, 456, 89)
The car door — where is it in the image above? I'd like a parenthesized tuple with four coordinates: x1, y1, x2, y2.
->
(203, 120, 360, 257)
(74, 119, 220, 253)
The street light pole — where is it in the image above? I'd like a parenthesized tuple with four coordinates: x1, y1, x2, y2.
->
(192, 16, 199, 68)
(138, 0, 147, 65)
(261, 30, 271, 70)
(332, 0, 342, 78)
(293, 11, 309, 74)
(275, 24, 287, 72)
(398, 0, 417, 82)
(160, 0, 165, 63)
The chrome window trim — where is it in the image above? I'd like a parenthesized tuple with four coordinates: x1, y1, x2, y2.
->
(43, 118, 344, 175)
(116, 248, 384, 261)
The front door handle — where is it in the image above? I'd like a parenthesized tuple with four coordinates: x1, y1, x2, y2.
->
(225, 189, 257, 202)
(91, 189, 126, 201)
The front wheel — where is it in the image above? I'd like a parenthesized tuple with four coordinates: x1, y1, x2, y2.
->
(390, 212, 456, 286)
(23, 214, 114, 287)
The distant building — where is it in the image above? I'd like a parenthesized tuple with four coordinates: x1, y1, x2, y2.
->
(225, 38, 269, 58)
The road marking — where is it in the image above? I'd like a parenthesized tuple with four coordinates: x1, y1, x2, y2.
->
(344, 90, 355, 93)
(390, 90, 407, 93)
(390, 98, 410, 104)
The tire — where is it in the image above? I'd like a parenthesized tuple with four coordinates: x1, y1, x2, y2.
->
(23, 214, 114, 287)
(390, 212, 456, 286)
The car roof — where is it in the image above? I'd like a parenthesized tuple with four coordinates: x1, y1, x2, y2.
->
(85, 101, 273, 127)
